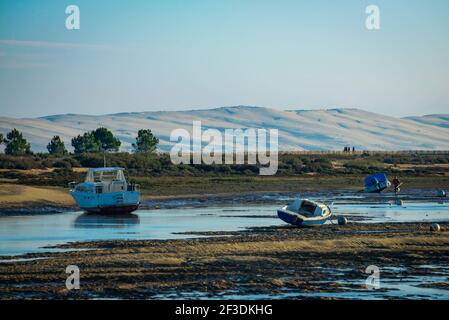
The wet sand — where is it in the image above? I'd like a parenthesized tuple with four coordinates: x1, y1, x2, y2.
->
(1, 222, 448, 299)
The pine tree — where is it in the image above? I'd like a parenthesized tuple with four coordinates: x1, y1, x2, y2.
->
(133, 129, 159, 154)
(3, 129, 32, 155)
(71, 128, 121, 154)
(47, 136, 68, 155)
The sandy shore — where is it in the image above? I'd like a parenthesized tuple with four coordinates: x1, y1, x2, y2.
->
(0, 184, 76, 214)
(1, 222, 448, 299)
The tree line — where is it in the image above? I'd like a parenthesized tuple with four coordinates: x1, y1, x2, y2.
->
(0, 128, 159, 156)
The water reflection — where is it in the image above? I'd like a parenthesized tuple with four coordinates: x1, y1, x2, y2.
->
(74, 213, 140, 229)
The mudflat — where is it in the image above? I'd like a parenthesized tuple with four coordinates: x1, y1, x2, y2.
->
(1, 222, 448, 299)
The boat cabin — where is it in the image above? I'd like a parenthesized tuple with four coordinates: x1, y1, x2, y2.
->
(287, 199, 328, 218)
(71, 167, 138, 194)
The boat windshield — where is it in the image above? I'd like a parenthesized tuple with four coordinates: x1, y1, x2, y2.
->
(299, 201, 317, 216)
(85, 169, 126, 183)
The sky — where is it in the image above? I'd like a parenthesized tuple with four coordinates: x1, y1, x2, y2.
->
(0, 0, 448, 118)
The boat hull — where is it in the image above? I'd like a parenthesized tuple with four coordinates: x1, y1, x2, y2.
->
(82, 204, 139, 214)
(277, 209, 329, 227)
(364, 186, 388, 193)
(364, 173, 391, 193)
(71, 190, 140, 215)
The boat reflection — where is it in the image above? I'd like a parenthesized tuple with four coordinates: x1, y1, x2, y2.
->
(74, 213, 140, 229)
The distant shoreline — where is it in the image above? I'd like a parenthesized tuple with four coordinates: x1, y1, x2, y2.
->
(1, 175, 448, 215)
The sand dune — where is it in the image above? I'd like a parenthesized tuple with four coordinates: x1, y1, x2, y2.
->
(404, 114, 449, 129)
(1, 106, 449, 152)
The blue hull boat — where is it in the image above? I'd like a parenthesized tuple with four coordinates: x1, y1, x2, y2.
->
(69, 167, 140, 214)
(364, 173, 391, 193)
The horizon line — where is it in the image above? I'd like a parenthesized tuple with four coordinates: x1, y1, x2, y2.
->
(1, 106, 446, 120)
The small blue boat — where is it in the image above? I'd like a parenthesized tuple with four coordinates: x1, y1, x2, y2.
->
(364, 173, 391, 193)
(277, 199, 331, 227)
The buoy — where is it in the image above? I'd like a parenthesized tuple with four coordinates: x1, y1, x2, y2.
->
(430, 223, 441, 232)
(338, 216, 348, 225)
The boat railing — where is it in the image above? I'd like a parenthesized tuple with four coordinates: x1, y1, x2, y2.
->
(69, 181, 139, 193)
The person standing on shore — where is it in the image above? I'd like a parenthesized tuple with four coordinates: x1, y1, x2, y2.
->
(393, 176, 402, 194)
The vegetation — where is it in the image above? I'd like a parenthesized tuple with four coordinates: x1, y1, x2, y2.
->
(133, 129, 159, 154)
(92, 127, 121, 152)
(71, 127, 121, 154)
(47, 136, 68, 156)
(71, 132, 100, 154)
(3, 129, 32, 156)
(0, 150, 447, 179)
(1, 127, 448, 191)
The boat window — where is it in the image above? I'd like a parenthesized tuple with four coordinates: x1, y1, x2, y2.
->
(87, 170, 125, 182)
(299, 201, 317, 215)
(97, 172, 114, 181)
(76, 185, 92, 193)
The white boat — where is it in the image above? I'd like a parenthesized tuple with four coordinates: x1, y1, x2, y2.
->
(69, 167, 140, 214)
(277, 198, 332, 227)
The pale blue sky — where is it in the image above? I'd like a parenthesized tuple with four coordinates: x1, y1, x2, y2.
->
(0, 0, 448, 118)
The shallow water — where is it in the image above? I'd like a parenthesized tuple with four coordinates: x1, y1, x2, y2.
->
(0, 200, 448, 256)
(333, 201, 449, 223)
(1, 198, 449, 300)
(0, 206, 282, 256)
